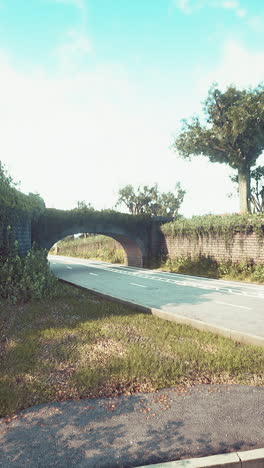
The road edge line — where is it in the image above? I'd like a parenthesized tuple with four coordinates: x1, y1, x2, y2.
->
(58, 279, 264, 348)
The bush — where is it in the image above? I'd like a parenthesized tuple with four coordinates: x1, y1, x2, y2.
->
(161, 255, 264, 283)
(252, 264, 264, 282)
(163, 255, 219, 278)
(0, 243, 58, 304)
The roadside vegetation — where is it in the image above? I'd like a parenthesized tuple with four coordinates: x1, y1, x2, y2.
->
(1, 280, 264, 418)
(51, 234, 125, 264)
(0, 161, 58, 304)
(159, 256, 264, 283)
(52, 230, 264, 283)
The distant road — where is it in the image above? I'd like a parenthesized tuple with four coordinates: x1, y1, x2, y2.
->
(49, 255, 264, 346)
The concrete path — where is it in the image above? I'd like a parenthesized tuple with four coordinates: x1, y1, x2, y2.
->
(49, 255, 264, 347)
(1, 384, 264, 467)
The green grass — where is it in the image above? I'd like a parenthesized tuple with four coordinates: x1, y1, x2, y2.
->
(1, 281, 264, 418)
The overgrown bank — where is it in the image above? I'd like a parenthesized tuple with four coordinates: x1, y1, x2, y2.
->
(158, 255, 264, 283)
(159, 213, 264, 283)
(161, 213, 264, 245)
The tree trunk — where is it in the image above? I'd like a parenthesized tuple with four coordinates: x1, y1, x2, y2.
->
(238, 166, 251, 214)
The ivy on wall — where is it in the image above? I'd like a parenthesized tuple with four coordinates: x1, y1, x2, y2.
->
(0, 163, 44, 259)
(161, 213, 264, 249)
(32, 207, 153, 245)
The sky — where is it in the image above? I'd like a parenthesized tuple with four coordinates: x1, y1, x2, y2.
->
(1, 0, 264, 217)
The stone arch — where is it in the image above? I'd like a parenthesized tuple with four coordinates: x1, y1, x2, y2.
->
(109, 233, 143, 267)
(47, 225, 146, 268)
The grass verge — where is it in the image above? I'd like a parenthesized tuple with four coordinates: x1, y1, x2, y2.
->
(0, 280, 264, 418)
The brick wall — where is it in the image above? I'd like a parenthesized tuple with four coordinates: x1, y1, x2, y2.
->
(161, 231, 264, 263)
(15, 217, 31, 255)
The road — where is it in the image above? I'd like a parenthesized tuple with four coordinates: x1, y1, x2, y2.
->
(1, 255, 263, 468)
(49, 255, 264, 346)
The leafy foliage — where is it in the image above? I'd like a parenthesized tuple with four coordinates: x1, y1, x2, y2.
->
(161, 255, 264, 283)
(0, 161, 57, 303)
(27, 192, 46, 221)
(0, 161, 46, 262)
(32, 207, 152, 246)
(0, 162, 45, 215)
(174, 83, 264, 213)
(115, 182, 185, 217)
(0, 243, 58, 304)
(161, 213, 264, 248)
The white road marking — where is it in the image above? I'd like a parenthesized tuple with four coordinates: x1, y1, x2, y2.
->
(49, 257, 264, 299)
(90, 273, 98, 276)
(130, 283, 146, 288)
(215, 301, 252, 310)
(66, 266, 72, 269)
(52, 263, 57, 265)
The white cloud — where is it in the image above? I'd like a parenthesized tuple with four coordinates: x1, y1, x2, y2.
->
(221, 0, 238, 9)
(173, 0, 247, 18)
(173, 0, 192, 13)
(247, 15, 264, 32)
(172, 0, 205, 14)
(0, 48, 242, 218)
(5, 40, 264, 217)
(219, 0, 247, 17)
(197, 39, 264, 94)
(54, 29, 92, 68)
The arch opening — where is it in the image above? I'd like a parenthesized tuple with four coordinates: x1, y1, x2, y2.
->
(49, 229, 145, 268)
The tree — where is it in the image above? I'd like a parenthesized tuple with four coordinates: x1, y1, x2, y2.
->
(174, 83, 264, 213)
(75, 200, 95, 210)
(115, 183, 185, 217)
(229, 165, 264, 213)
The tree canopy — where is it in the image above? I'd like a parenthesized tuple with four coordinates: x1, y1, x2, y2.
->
(115, 183, 185, 217)
(174, 83, 264, 213)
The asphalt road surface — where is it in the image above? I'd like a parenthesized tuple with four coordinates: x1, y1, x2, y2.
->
(49, 255, 264, 344)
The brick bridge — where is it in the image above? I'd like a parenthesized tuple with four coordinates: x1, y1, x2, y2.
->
(31, 209, 171, 268)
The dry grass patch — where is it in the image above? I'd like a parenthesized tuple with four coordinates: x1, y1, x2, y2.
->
(84, 338, 126, 364)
